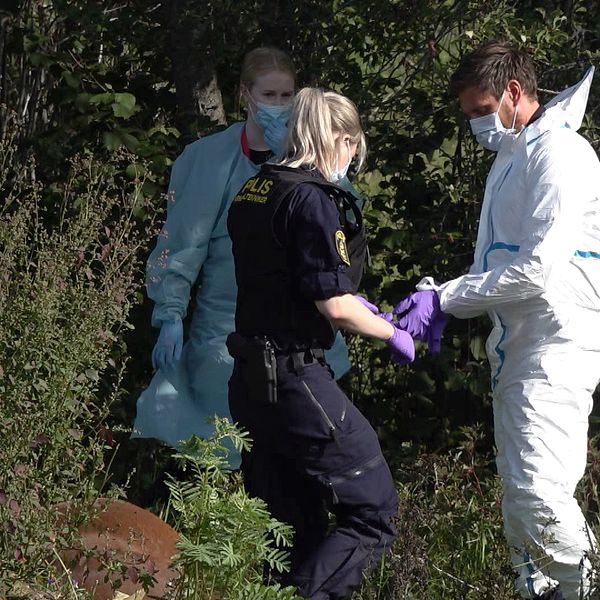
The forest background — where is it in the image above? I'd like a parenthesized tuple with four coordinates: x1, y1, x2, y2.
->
(2, 0, 600, 598)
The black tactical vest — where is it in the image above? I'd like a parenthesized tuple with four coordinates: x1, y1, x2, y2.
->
(227, 163, 367, 350)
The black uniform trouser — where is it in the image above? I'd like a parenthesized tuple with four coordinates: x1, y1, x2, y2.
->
(228, 356, 398, 600)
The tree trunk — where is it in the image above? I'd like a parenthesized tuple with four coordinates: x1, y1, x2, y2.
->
(0, 0, 23, 141)
(166, 0, 226, 146)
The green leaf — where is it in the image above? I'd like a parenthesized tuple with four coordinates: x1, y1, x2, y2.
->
(111, 93, 139, 119)
(62, 71, 79, 89)
(125, 163, 144, 179)
(75, 93, 91, 111)
(102, 131, 122, 151)
(120, 131, 140, 151)
(89, 92, 114, 106)
(469, 336, 487, 361)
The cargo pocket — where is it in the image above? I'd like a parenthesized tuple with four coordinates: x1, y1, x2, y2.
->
(318, 453, 386, 505)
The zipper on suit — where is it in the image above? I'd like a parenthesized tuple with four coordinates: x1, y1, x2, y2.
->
(301, 380, 340, 446)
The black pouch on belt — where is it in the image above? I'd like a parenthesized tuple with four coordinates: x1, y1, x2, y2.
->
(226, 332, 278, 405)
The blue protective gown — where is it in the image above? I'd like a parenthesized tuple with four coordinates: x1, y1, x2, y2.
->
(132, 122, 355, 466)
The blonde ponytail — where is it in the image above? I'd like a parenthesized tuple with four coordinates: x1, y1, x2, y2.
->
(280, 88, 366, 181)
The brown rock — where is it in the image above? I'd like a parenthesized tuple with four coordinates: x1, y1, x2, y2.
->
(59, 498, 179, 599)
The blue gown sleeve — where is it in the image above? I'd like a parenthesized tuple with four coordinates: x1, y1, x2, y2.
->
(146, 138, 231, 327)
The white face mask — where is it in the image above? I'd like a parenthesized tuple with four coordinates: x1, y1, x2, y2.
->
(469, 91, 519, 151)
(330, 139, 352, 183)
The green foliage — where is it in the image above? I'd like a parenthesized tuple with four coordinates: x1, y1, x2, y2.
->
(3, 0, 178, 199)
(354, 427, 600, 599)
(166, 418, 299, 600)
(355, 426, 516, 599)
(406, 428, 512, 598)
(0, 117, 154, 593)
(4, 1, 600, 597)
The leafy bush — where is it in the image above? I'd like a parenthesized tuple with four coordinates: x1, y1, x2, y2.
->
(355, 427, 600, 599)
(166, 418, 299, 600)
(0, 119, 153, 594)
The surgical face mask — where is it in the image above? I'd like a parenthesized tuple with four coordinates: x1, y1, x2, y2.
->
(330, 139, 352, 184)
(247, 93, 292, 131)
(469, 91, 519, 151)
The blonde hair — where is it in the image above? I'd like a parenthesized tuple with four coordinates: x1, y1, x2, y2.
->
(240, 47, 296, 91)
(279, 88, 367, 181)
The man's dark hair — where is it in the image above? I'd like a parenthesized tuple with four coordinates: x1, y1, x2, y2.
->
(450, 40, 538, 100)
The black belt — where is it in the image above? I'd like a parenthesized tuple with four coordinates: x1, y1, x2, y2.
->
(228, 332, 326, 373)
(276, 347, 326, 373)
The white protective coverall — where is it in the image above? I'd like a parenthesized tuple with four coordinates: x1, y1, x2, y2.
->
(429, 69, 600, 598)
(132, 122, 354, 466)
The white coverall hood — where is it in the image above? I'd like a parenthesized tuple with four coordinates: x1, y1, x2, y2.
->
(542, 65, 594, 132)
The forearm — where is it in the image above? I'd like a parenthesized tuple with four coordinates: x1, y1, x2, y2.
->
(146, 245, 209, 326)
(315, 294, 394, 340)
(147, 271, 192, 326)
(438, 256, 547, 318)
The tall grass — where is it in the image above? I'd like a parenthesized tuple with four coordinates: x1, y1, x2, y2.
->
(356, 426, 600, 599)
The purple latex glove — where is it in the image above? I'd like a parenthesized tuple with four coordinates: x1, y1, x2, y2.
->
(394, 290, 448, 353)
(393, 290, 441, 339)
(355, 295, 393, 322)
(427, 312, 449, 353)
(355, 295, 380, 314)
(386, 327, 415, 365)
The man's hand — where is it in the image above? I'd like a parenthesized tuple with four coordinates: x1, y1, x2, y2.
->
(393, 290, 448, 353)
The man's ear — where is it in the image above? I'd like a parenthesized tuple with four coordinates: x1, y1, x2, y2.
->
(506, 79, 523, 107)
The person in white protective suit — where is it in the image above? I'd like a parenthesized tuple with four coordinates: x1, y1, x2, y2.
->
(132, 47, 359, 467)
(394, 42, 600, 599)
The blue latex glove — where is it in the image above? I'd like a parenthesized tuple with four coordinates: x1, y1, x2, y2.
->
(255, 106, 290, 155)
(152, 319, 183, 370)
(355, 295, 393, 322)
(386, 327, 415, 365)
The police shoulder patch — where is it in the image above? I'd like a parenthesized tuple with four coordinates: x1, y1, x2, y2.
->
(335, 230, 351, 266)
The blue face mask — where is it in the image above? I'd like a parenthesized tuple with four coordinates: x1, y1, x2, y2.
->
(254, 102, 291, 128)
(247, 94, 291, 128)
(247, 94, 292, 154)
(469, 91, 518, 152)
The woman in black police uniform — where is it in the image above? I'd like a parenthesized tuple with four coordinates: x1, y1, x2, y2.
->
(227, 88, 415, 600)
